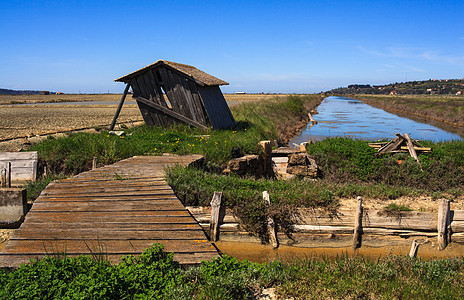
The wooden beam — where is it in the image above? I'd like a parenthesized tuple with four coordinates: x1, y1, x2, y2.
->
(134, 96, 208, 130)
(109, 82, 131, 131)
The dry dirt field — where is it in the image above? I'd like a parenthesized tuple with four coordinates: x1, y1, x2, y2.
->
(0, 93, 286, 151)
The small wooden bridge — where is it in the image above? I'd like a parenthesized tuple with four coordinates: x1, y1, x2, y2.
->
(0, 155, 219, 268)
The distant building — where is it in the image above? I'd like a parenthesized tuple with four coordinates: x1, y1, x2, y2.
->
(390, 90, 398, 95)
(40, 91, 50, 95)
(235, 92, 246, 94)
(457, 91, 462, 95)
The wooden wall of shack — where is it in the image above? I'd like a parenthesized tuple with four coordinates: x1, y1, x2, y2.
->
(127, 65, 234, 129)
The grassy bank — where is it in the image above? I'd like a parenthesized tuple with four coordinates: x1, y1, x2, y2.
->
(29, 94, 322, 175)
(352, 94, 464, 132)
(1, 244, 463, 299)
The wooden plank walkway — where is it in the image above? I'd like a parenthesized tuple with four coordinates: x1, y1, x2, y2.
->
(0, 155, 219, 268)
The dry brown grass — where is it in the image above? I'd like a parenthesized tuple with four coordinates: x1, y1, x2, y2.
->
(0, 93, 122, 105)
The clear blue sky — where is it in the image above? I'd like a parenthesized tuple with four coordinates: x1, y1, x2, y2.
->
(1, 0, 463, 94)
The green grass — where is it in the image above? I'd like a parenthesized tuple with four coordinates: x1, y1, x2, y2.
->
(29, 95, 322, 176)
(309, 137, 464, 192)
(2, 244, 464, 299)
(165, 165, 339, 238)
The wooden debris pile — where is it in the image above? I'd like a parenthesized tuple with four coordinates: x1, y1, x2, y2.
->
(368, 133, 431, 169)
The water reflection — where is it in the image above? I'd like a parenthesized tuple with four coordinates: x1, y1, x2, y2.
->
(291, 96, 463, 144)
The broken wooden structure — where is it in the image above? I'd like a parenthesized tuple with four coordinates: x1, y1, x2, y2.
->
(111, 60, 235, 130)
(369, 133, 431, 168)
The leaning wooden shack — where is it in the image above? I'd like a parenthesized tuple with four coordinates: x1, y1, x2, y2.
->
(111, 60, 235, 130)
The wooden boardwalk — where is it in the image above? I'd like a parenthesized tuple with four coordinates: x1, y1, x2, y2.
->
(0, 155, 219, 268)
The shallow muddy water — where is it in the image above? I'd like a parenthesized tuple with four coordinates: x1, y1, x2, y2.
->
(215, 241, 464, 263)
(290, 96, 463, 144)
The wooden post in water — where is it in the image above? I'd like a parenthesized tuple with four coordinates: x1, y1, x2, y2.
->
(352, 196, 363, 250)
(409, 240, 420, 258)
(92, 157, 98, 170)
(259, 141, 272, 177)
(209, 192, 222, 242)
(437, 198, 451, 250)
(263, 191, 279, 249)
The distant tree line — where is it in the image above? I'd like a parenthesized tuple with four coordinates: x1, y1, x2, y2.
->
(327, 79, 464, 95)
(0, 88, 56, 95)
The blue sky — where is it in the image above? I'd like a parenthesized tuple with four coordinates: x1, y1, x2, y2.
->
(1, 0, 463, 93)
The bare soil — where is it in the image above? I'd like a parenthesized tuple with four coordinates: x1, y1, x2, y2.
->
(0, 93, 284, 151)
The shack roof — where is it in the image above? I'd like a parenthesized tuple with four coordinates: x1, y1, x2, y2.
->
(114, 60, 229, 86)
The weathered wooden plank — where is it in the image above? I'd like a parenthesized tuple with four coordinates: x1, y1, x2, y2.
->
(1, 239, 217, 255)
(197, 86, 235, 129)
(0, 155, 218, 268)
(0, 252, 220, 268)
(30, 200, 185, 212)
(130, 80, 156, 126)
(12, 229, 208, 240)
(135, 96, 208, 130)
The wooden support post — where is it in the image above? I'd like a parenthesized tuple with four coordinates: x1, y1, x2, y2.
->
(352, 196, 363, 250)
(109, 82, 131, 131)
(92, 157, 98, 170)
(263, 191, 279, 249)
(7, 162, 11, 188)
(259, 141, 272, 176)
(1, 169, 6, 188)
(209, 192, 222, 242)
(43, 166, 47, 178)
(437, 198, 451, 250)
(409, 240, 420, 258)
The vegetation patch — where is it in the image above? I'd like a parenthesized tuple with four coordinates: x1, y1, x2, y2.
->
(309, 137, 464, 192)
(165, 165, 339, 238)
(28, 95, 322, 175)
(1, 244, 464, 299)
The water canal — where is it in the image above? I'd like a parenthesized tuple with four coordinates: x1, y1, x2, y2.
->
(290, 96, 463, 145)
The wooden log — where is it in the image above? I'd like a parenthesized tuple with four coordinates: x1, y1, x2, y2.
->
(263, 191, 278, 248)
(135, 96, 208, 130)
(409, 240, 420, 258)
(404, 133, 422, 169)
(209, 192, 222, 242)
(378, 133, 405, 153)
(352, 196, 363, 250)
(92, 157, 97, 170)
(109, 82, 130, 131)
(437, 199, 451, 250)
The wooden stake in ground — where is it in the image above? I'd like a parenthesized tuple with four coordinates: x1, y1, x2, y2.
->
(437, 198, 451, 250)
(7, 162, 11, 188)
(409, 240, 420, 258)
(92, 157, 98, 170)
(263, 191, 279, 249)
(209, 192, 222, 242)
(259, 141, 272, 177)
(1, 168, 6, 188)
(352, 196, 363, 250)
